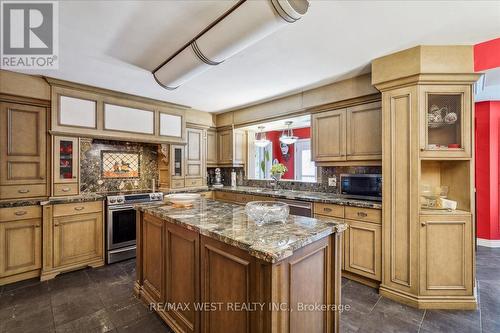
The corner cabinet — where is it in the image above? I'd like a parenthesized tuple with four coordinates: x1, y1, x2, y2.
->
(53, 136, 79, 196)
(312, 102, 382, 164)
(0, 101, 48, 200)
(419, 85, 472, 158)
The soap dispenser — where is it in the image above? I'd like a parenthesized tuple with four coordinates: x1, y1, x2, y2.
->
(231, 169, 237, 188)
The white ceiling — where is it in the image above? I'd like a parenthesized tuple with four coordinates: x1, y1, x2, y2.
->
(12, 0, 500, 112)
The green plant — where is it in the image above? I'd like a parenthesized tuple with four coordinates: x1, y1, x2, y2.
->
(271, 163, 287, 175)
(260, 148, 270, 175)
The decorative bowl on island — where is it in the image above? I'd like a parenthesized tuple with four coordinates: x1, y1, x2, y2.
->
(245, 201, 289, 226)
(165, 193, 201, 207)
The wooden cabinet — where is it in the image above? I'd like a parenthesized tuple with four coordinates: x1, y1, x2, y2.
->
(165, 221, 200, 333)
(312, 102, 381, 164)
(346, 102, 382, 160)
(53, 136, 79, 196)
(312, 109, 345, 162)
(419, 85, 472, 158)
(217, 129, 246, 166)
(344, 219, 381, 281)
(185, 127, 204, 186)
(419, 214, 473, 296)
(0, 102, 47, 199)
(0, 205, 42, 284)
(41, 201, 104, 281)
(142, 213, 165, 302)
(206, 129, 217, 166)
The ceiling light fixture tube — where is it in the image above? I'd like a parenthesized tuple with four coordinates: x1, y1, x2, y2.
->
(153, 0, 309, 90)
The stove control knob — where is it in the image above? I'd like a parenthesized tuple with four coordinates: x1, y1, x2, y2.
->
(109, 198, 116, 203)
(117, 197, 124, 203)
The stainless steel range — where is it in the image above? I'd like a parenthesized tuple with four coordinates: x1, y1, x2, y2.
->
(106, 192, 163, 264)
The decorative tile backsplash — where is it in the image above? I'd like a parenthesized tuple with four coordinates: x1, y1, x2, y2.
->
(80, 139, 158, 194)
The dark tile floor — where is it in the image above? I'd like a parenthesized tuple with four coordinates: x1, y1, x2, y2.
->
(0, 246, 498, 333)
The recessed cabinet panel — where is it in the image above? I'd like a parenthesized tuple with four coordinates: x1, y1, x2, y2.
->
(53, 136, 79, 185)
(160, 113, 182, 137)
(346, 103, 382, 160)
(59, 96, 97, 128)
(313, 109, 345, 161)
(206, 130, 217, 165)
(104, 104, 154, 134)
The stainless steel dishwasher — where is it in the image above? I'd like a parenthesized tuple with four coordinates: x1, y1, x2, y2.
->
(277, 199, 313, 217)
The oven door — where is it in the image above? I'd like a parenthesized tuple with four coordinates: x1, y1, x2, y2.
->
(107, 206, 137, 250)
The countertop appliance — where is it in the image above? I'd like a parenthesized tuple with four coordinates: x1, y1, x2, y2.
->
(276, 198, 313, 217)
(106, 192, 163, 264)
(340, 174, 382, 201)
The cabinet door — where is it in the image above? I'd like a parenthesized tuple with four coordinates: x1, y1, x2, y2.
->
(185, 128, 204, 179)
(206, 130, 217, 165)
(419, 214, 473, 295)
(346, 102, 382, 160)
(165, 222, 200, 333)
(419, 85, 471, 158)
(143, 214, 165, 302)
(312, 109, 346, 162)
(0, 102, 47, 187)
(218, 130, 233, 164)
(53, 212, 103, 268)
(344, 220, 381, 281)
(53, 136, 79, 185)
(233, 130, 246, 165)
(170, 145, 185, 180)
(0, 218, 41, 277)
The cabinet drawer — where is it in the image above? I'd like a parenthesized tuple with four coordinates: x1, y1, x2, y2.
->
(53, 201, 102, 217)
(53, 183, 79, 196)
(171, 179, 185, 189)
(314, 203, 344, 218)
(252, 195, 275, 202)
(0, 205, 41, 222)
(214, 191, 234, 202)
(185, 178, 203, 188)
(236, 193, 254, 204)
(345, 206, 381, 224)
(199, 191, 213, 199)
(0, 184, 47, 200)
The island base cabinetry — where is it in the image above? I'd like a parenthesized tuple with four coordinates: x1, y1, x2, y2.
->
(136, 212, 343, 333)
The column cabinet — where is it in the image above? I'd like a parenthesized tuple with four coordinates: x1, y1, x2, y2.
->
(372, 45, 479, 309)
(206, 129, 217, 166)
(217, 128, 246, 166)
(53, 136, 79, 196)
(0, 101, 48, 200)
(184, 127, 204, 188)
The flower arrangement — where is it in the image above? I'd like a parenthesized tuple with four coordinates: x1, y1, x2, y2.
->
(270, 163, 287, 181)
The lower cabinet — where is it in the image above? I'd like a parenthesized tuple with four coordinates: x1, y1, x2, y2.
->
(0, 206, 42, 284)
(142, 213, 165, 302)
(344, 219, 382, 282)
(41, 200, 105, 280)
(419, 214, 473, 296)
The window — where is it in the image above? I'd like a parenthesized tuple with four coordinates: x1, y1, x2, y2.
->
(255, 145, 272, 180)
(294, 139, 316, 182)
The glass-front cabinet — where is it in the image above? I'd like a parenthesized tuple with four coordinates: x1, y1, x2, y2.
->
(53, 136, 79, 196)
(420, 85, 471, 158)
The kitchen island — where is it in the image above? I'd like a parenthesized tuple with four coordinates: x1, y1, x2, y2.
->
(135, 199, 347, 333)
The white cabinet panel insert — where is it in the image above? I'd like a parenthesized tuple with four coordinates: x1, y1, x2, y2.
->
(59, 96, 96, 128)
(104, 104, 154, 134)
(160, 113, 182, 137)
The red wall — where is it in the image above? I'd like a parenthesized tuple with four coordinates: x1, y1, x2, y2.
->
(476, 101, 500, 240)
(264, 127, 310, 179)
(474, 38, 500, 71)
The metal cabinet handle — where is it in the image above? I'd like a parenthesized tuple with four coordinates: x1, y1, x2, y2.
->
(357, 212, 368, 217)
(35, 224, 41, 228)
(62, 187, 70, 192)
(18, 189, 30, 194)
(14, 210, 27, 216)
(323, 207, 332, 212)
(74, 206, 85, 211)
(421, 222, 426, 226)
(54, 223, 60, 227)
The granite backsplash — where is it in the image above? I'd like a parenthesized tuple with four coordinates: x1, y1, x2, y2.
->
(210, 166, 381, 194)
(80, 139, 159, 194)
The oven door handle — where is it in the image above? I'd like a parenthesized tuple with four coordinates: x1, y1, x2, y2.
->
(107, 205, 135, 211)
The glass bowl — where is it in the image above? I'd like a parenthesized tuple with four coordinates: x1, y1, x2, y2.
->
(165, 193, 200, 206)
(245, 201, 289, 226)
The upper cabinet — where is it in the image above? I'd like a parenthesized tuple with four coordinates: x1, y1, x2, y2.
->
(49, 83, 186, 144)
(217, 129, 246, 166)
(206, 129, 217, 166)
(0, 101, 47, 200)
(419, 85, 471, 158)
(312, 102, 382, 164)
(53, 136, 79, 196)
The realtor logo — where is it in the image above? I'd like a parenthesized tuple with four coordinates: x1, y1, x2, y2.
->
(1, 0, 58, 69)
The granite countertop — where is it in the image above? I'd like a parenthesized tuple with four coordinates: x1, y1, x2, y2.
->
(0, 199, 45, 209)
(210, 186, 382, 209)
(137, 199, 347, 263)
(41, 193, 105, 205)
